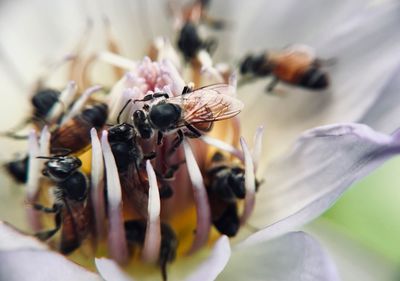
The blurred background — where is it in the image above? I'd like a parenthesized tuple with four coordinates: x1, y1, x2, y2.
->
(0, 0, 400, 280)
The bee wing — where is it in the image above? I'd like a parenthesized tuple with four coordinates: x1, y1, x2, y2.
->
(168, 84, 243, 127)
(60, 200, 91, 254)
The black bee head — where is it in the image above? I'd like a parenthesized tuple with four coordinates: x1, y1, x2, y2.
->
(31, 88, 60, 118)
(149, 103, 182, 131)
(43, 156, 82, 182)
(108, 123, 135, 143)
(82, 103, 108, 128)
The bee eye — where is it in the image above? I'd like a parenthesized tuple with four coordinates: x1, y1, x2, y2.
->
(45, 167, 71, 181)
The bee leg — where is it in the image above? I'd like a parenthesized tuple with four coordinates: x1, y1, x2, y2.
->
(159, 224, 177, 281)
(35, 208, 62, 241)
(159, 184, 173, 199)
(153, 92, 170, 99)
(181, 84, 194, 95)
(184, 123, 201, 138)
(167, 130, 184, 155)
(265, 77, 279, 93)
(157, 131, 164, 145)
(143, 151, 157, 160)
(32, 203, 59, 213)
(134, 92, 168, 103)
(163, 160, 186, 179)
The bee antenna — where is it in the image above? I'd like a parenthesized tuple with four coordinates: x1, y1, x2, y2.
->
(36, 156, 58, 160)
(117, 99, 132, 124)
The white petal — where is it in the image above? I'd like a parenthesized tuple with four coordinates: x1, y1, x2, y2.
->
(0, 222, 46, 251)
(185, 236, 231, 281)
(0, 221, 100, 281)
(245, 123, 400, 245)
(220, 232, 339, 281)
(95, 258, 134, 281)
(230, 0, 367, 55)
(0, 251, 101, 281)
(360, 64, 400, 133)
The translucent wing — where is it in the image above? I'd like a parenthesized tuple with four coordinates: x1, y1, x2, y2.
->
(167, 84, 243, 128)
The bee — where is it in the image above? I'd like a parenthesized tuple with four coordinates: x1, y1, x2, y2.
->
(107, 123, 180, 217)
(50, 103, 108, 154)
(119, 84, 243, 154)
(240, 45, 330, 92)
(177, 21, 217, 61)
(1, 88, 61, 140)
(33, 155, 91, 254)
(124, 220, 178, 281)
(206, 152, 259, 237)
(31, 88, 62, 122)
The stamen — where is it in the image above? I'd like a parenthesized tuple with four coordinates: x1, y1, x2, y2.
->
(196, 50, 213, 68)
(201, 66, 224, 83)
(48, 81, 77, 122)
(26, 130, 40, 200)
(108, 82, 138, 123)
(239, 137, 256, 225)
(185, 236, 231, 281)
(61, 85, 103, 124)
(183, 140, 211, 254)
(26, 129, 41, 231)
(38, 126, 50, 159)
(252, 126, 265, 171)
(107, 72, 136, 105)
(228, 71, 237, 94)
(90, 128, 106, 239)
(98, 51, 138, 70)
(200, 135, 244, 161)
(152, 37, 181, 68)
(160, 59, 185, 94)
(101, 130, 128, 264)
(142, 160, 161, 263)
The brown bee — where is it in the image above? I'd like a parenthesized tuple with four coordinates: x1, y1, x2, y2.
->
(50, 103, 108, 154)
(33, 155, 92, 254)
(240, 45, 330, 92)
(125, 84, 243, 155)
(205, 152, 245, 237)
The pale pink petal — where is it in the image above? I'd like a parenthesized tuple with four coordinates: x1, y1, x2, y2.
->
(185, 236, 231, 281)
(244, 123, 400, 246)
(0, 222, 100, 281)
(95, 258, 134, 281)
(220, 232, 339, 281)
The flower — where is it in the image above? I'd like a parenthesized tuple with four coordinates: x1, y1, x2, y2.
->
(1, 0, 400, 280)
